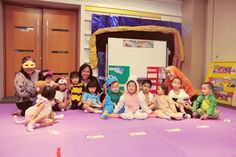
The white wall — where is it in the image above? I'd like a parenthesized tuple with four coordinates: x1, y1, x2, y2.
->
(0, 0, 4, 99)
(182, 0, 206, 88)
(211, 0, 236, 61)
(205, 0, 236, 73)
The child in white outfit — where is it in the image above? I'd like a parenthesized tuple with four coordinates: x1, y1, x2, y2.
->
(14, 86, 64, 132)
(168, 77, 192, 116)
(114, 75, 153, 120)
(139, 79, 155, 110)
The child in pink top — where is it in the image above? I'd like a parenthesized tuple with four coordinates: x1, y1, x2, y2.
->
(114, 75, 152, 120)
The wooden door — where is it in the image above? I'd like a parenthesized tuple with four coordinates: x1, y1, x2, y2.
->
(43, 9, 77, 79)
(5, 5, 42, 97)
(5, 5, 77, 97)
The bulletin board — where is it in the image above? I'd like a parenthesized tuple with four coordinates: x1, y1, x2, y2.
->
(205, 61, 236, 106)
(108, 38, 167, 78)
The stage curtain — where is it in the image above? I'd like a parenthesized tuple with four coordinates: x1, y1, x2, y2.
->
(92, 14, 182, 33)
(89, 25, 184, 69)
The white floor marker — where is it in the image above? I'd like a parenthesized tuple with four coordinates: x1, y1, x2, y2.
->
(166, 128, 182, 133)
(86, 134, 105, 140)
(47, 129, 61, 135)
(196, 125, 211, 129)
(129, 131, 147, 136)
(224, 118, 232, 123)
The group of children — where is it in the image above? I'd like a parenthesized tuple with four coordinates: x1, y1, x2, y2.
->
(14, 68, 220, 132)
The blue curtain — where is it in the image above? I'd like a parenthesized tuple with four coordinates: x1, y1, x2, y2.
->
(92, 14, 182, 33)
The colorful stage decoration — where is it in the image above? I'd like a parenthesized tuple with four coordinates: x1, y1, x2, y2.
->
(89, 25, 184, 69)
(89, 14, 184, 68)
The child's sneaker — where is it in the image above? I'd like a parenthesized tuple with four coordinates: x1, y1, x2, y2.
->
(101, 110, 110, 119)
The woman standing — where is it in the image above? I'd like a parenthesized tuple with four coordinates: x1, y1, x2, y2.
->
(13, 56, 40, 116)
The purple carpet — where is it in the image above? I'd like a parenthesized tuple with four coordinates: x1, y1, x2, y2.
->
(0, 104, 236, 157)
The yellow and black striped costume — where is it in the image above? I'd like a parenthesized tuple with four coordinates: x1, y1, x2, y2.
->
(71, 83, 84, 101)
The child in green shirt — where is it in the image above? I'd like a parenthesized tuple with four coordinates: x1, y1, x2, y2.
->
(192, 82, 219, 120)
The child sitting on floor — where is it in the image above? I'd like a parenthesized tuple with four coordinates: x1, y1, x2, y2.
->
(139, 79, 155, 110)
(52, 78, 70, 112)
(82, 77, 103, 113)
(192, 82, 220, 120)
(69, 71, 84, 110)
(14, 86, 64, 132)
(101, 75, 123, 119)
(113, 75, 153, 120)
(154, 84, 190, 120)
(38, 70, 57, 87)
(168, 77, 192, 116)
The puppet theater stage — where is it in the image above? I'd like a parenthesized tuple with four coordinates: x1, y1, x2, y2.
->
(0, 103, 236, 157)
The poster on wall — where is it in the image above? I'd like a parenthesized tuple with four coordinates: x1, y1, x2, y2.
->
(108, 38, 167, 78)
(108, 65, 130, 92)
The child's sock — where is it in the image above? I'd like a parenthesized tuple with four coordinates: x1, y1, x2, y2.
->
(13, 115, 26, 124)
(94, 110, 102, 114)
(54, 114, 64, 119)
(27, 121, 35, 132)
(183, 113, 191, 119)
(101, 110, 110, 119)
(84, 110, 89, 113)
(186, 114, 191, 119)
(34, 123, 41, 128)
(163, 115, 171, 120)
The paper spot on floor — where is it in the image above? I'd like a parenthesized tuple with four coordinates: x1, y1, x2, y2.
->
(129, 131, 147, 136)
(47, 129, 61, 135)
(86, 134, 105, 140)
(224, 118, 232, 123)
(166, 128, 182, 133)
(196, 125, 211, 129)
